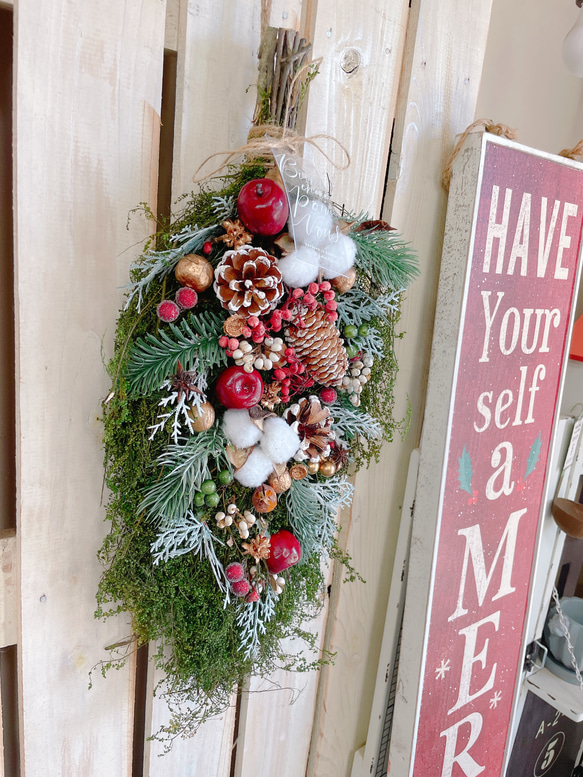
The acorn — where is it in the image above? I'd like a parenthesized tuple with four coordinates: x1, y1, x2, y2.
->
(252, 484, 278, 513)
(187, 400, 215, 432)
(175, 253, 214, 292)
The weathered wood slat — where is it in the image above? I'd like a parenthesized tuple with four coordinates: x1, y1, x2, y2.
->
(296, 3, 411, 775)
(14, 1, 166, 774)
(0, 531, 16, 648)
(383, 1, 494, 774)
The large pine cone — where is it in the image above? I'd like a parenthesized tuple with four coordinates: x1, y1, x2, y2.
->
(214, 246, 284, 316)
(284, 305, 348, 387)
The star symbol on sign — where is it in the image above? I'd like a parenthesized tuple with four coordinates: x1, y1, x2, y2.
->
(489, 691, 502, 709)
(435, 659, 451, 680)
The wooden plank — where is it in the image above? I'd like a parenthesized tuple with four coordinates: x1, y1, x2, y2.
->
(0, 531, 17, 648)
(144, 2, 264, 772)
(14, 1, 166, 774)
(294, 3, 411, 776)
(380, 2, 506, 771)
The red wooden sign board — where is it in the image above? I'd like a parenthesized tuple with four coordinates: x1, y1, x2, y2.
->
(409, 136, 583, 776)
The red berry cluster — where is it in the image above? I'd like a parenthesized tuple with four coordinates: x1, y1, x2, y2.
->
(225, 561, 260, 602)
(281, 281, 338, 324)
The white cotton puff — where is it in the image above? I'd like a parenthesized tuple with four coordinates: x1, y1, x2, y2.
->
(222, 409, 263, 449)
(234, 448, 274, 488)
(259, 416, 301, 464)
(277, 246, 320, 288)
(319, 232, 357, 279)
(289, 201, 334, 248)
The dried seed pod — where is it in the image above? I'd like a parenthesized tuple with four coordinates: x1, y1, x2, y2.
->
(187, 400, 215, 432)
(252, 484, 278, 513)
(268, 469, 292, 494)
(289, 463, 309, 480)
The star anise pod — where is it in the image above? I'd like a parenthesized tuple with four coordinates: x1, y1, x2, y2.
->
(242, 534, 271, 563)
(170, 360, 203, 403)
(330, 442, 350, 471)
(216, 218, 253, 249)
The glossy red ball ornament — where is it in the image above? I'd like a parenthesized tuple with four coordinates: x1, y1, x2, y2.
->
(215, 365, 264, 408)
(237, 178, 289, 236)
(266, 529, 302, 574)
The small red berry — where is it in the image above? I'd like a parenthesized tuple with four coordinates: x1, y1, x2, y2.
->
(156, 300, 180, 323)
(247, 316, 260, 329)
(320, 388, 337, 405)
(203, 240, 213, 255)
(232, 578, 251, 597)
(308, 282, 319, 295)
(225, 562, 246, 583)
(323, 290, 335, 301)
(281, 309, 293, 321)
(327, 312, 339, 322)
(274, 369, 286, 380)
(228, 338, 240, 351)
(175, 287, 198, 309)
(219, 335, 229, 348)
(319, 281, 331, 292)
(325, 300, 338, 311)
(292, 288, 304, 299)
(303, 293, 316, 307)
(242, 326, 252, 338)
(246, 588, 261, 603)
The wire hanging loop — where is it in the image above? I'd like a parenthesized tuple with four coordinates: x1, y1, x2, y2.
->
(551, 586, 583, 692)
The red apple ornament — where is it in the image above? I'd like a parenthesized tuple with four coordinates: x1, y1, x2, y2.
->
(266, 529, 302, 574)
(237, 178, 289, 236)
(215, 365, 264, 408)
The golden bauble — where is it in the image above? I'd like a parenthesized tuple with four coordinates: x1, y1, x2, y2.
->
(307, 461, 320, 475)
(187, 400, 215, 431)
(268, 470, 292, 494)
(175, 254, 214, 292)
(319, 460, 337, 478)
(330, 266, 357, 293)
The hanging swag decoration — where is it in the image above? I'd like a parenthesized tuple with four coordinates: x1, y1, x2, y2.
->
(96, 27, 419, 744)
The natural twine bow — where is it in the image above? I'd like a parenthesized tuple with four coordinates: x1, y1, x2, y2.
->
(192, 124, 351, 184)
(442, 119, 518, 191)
(559, 139, 583, 163)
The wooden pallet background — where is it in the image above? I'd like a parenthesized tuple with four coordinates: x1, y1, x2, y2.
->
(1, 0, 582, 775)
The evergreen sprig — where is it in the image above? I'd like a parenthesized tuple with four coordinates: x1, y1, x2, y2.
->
(139, 427, 230, 523)
(330, 402, 383, 443)
(127, 310, 227, 396)
(335, 287, 401, 327)
(351, 229, 419, 294)
(286, 476, 354, 559)
(236, 586, 278, 660)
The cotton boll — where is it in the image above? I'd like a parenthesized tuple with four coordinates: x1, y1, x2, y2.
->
(319, 233, 357, 279)
(277, 246, 320, 288)
(260, 416, 301, 464)
(222, 409, 263, 449)
(289, 201, 334, 248)
(234, 448, 274, 488)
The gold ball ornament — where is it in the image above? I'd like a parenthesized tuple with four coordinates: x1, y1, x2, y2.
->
(307, 461, 320, 475)
(330, 266, 357, 293)
(187, 400, 216, 431)
(175, 254, 214, 292)
(268, 470, 292, 494)
(319, 460, 337, 478)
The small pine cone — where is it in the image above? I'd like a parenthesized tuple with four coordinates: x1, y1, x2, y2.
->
(285, 305, 348, 387)
(214, 246, 284, 316)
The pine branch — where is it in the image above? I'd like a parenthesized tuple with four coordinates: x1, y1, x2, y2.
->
(151, 511, 229, 596)
(286, 476, 354, 559)
(351, 229, 419, 293)
(140, 427, 230, 523)
(127, 310, 227, 396)
(329, 402, 383, 442)
(236, 586, 278, 660)
(335, 287, 402, 327)
(124, 224, 221, 311)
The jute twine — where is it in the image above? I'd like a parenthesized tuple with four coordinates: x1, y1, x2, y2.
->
(442, 119, 518, 191)
(192, 124, 351, 184)
(559, 139, 583, 163)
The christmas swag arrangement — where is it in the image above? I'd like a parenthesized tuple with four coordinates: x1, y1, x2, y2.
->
(96, 33, 418, 745)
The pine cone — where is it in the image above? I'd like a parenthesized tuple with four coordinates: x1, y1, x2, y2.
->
(284, 304, 348, 387)
(284, 395, 335, 462)
(214, 247, 284, 316)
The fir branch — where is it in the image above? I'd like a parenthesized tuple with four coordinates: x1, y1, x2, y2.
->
(151, 512, 229, 596)
(359, 328, 385, 360)
(329, 402, 383, 442)
(140, 427, 230, 523)
(127, 310, 227, 396)
(335, 287, 402, 327)
(286, 476, 354, 559)
(236, 586, 278, 660)
(148, 371, 209, 444)
(124, 224, 221, 311)
(351, 229, 419, 293)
